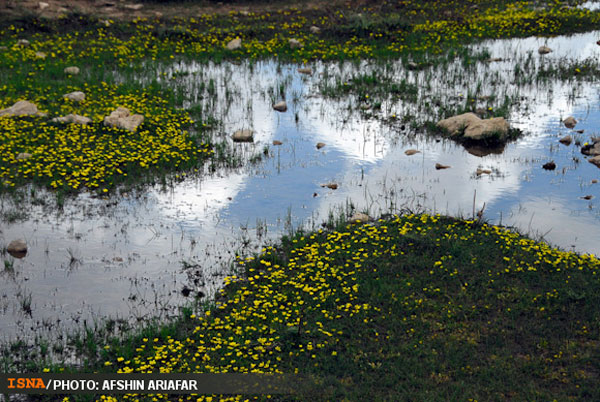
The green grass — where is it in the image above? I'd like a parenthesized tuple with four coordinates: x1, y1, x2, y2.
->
(10, 213, 599, 401)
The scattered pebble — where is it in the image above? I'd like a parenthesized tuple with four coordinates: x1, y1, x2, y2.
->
(542, 161, 556, 170)
(435, 163, 450, 170)
(404, 149, 420, 156)
(273, 101, 287, 112)
(272, 140, 283, 146)
(316, 142, 326, 149)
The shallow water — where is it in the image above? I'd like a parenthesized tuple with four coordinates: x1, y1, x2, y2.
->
(2, 31, 600, 342)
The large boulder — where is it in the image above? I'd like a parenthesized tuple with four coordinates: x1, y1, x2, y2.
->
(437, 112, 509, 141)
(464, 117, 509, 141)
(103, 107, 144, 132)
(0, 100, 42, 117)
(437, 113, 481, 136)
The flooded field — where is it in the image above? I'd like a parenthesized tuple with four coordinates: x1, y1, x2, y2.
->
(2, 31, 600, 342)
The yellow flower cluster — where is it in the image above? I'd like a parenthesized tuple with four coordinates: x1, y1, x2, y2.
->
(0, 84, 212, 192)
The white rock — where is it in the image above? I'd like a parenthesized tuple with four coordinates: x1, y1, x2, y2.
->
(16, 152, 32, 160)
(289, 38, 303, 49)
(124, 4, 143, 10)
(226, 38, 242, 50)
(39, 2, 49, 10)
(35, 51, 46, 59)
(64, 66, 80, 75)
(17, 39, 30, 46)
(52, 114, 92, 125)
(309, 26, 321, 34)
(63, 91, 85, 102)
(0, 100, 40, 117)
(103, 107, 144, 132)
(349, 212, 372, 224)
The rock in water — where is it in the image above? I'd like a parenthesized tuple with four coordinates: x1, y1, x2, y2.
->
(538, 45, 552, 54)
(404, 149, 420, 156)
(559, 135, 572, 145)
(563, 116, 577, 129)
(272, 140, 283, 146)
(103, 107, 144, 132)
(7, 239, 27, 258)
(435, 163, 450, 170)
(273, 101, 287, 112)
(321, 183, 338, 190)
(589, 156, 600, 168)
(543, 161, 556, 170)
(298, 67, 312, 75)
(316, 142, 326, 149)
(232, 129, 254, 142)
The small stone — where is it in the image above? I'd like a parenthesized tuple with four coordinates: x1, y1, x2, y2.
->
(309, 26, 321, 34)
(582, 195, 593, 200)
(559, 135, 572, 145)
(272, 140, 283, 146)
(16, 152, 32, 160)
(124, 3, 143, 10)
(289, 38, 303, 49)
(35, 51, 46, 59)
(538, 45, 552, 55)
(435, 163, 450, 170)
(486, 57, 503, 62)
(407, 61, 419, 70)
(576, 129, 585, 134)
(542, 161, 556, 170)
(589, 156, 600, 168)
(592, 179, 598, 184)
(476, 168, 492, 175)
(298, 67, 312, 75)
(404, 149, 420, 156)
(52, 114, 92, 125)
(349, 212, 372, 224)
(154, 11, 163, 18)
(273, 101, 287, 112)
(63, 91, 85, 102)
(563, 116, 577, 129)
(39, 1, 49, 10)
(17, 39, 30, 46)
(321, 183, 338, 190)
(232, 129, 253, 142)
(64, 66, 80, 75)
(7, 239, 27, 258)
(316, 142, 326, 149)
(226, 38, 242, 50)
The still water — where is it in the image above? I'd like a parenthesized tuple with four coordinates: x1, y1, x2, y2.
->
(1, 31, 600, 341)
